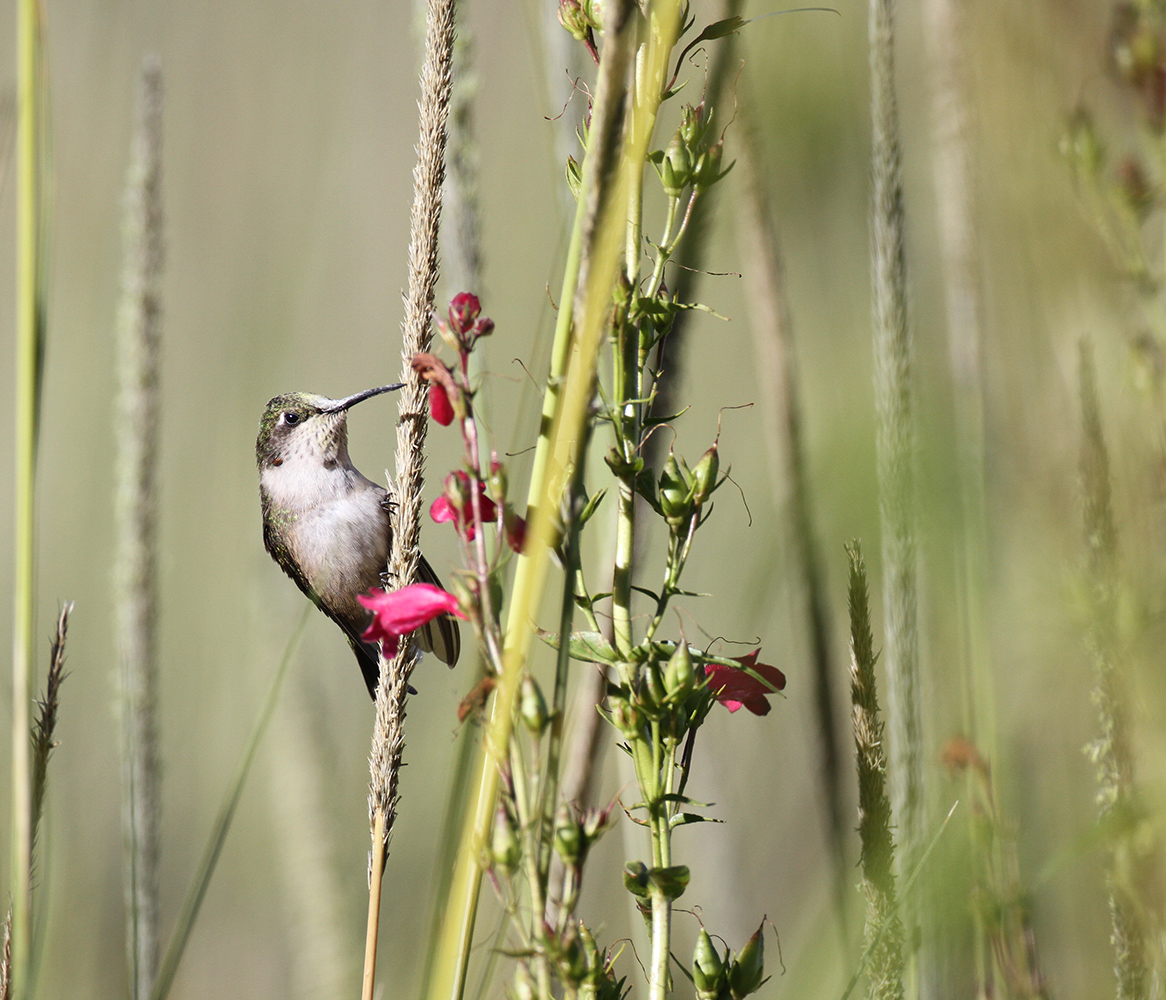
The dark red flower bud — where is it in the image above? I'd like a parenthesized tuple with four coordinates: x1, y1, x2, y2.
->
(505, 510, 527, 553)
(448, 292, 482, 335)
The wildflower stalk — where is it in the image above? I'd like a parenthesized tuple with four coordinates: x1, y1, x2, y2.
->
(425, 4, 688, 995)
(868, 0, 924, 987)
(115, 57, 165, 1000)
(10, 0, 45, 995)
(1078, 342, 1151, 1000)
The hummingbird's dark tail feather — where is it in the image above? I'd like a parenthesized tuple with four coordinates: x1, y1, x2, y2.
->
(348, 558, 461, 699)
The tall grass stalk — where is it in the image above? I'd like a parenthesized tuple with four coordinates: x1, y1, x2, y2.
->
(737, 80, 848, 941)
(10, 0, 45, 995)
(867, 0, 924, 988)
(847, 542, 905, 1000)
(114, 57, 164, 1000)
(1078, 342, 1152, 1000)
(363, 0, 456, 995)
(148, 606, 308, 1000)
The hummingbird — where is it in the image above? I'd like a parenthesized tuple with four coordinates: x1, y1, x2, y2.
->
(256, 384, 460, 697)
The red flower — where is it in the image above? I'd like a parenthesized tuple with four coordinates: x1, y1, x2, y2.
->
(504, 510, 527, 553)
(429, 382, 455, 426)
(703, 650, 786, 715)
(430, 471, 497, 541)
(358, 583, 466, 660)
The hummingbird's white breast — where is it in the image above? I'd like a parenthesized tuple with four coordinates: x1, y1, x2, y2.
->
(261, 443, 390, 617)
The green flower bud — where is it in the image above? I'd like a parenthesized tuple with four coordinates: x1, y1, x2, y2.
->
(679, 102, 707, 149)
(554, 803, 584, 865)
(640, 660, 667, 717)
(488, 459, 508, 504)
(560, 929, 588, 984)
(664, 642, 695, 699)
(623, 861, 651, 898)
(490, 806, 521, 871)
(729, 925, 765, 999)
(659, 450, 693, 527)
(690, 441, 719, 507)
(580, 0, 603, 31)
(1061, 108, 1104, 178)
(661, 132, 691, 198)
(693, 928, 726, 1000)
(565, 155, 583, 201)
(610, 697, 642, 738)
(558, 0, 590, 40)
(693, 140, 726, 193)
(520, 674, 549, 735)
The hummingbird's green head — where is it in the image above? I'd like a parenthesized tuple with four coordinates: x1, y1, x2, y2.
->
(255, 385, 403, 470)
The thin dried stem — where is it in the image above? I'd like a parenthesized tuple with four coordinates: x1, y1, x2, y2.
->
(114, 57, 164, 1000)
(32, 603, 71, 852)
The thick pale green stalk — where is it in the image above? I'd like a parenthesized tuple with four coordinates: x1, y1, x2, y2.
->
(423, 6, 642, 996)
(11, 2, 42, 997)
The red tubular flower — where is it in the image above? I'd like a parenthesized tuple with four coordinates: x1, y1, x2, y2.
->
(358, 583, 467, 659)
(703, 650, 786, 715)
(430, 471, 497, 541)
(429, 382, 455, 426)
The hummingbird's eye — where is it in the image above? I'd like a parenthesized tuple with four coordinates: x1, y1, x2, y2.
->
(283, 411, 300, 426)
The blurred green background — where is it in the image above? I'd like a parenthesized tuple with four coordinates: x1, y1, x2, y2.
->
(0, 0, 1158, 997)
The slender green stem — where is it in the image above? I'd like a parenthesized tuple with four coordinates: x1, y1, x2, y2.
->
(150, 608, 308, 1000)
(537, 470, 583, 900)
(11, 2, 41, 996)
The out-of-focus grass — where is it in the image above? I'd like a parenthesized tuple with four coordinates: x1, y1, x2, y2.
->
(0, 0, 1156, 997)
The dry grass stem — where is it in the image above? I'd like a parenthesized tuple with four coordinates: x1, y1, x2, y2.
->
(114, 56, 164, 1000)
(0, 912, 9, 1000)
(363, 0, 455, 995)
(736, 77, 847, 941)
(1078, 342, 1153, 1000)
(443, 11, 481, 296)
(32, 602, 72, 849)
(269, 681, 353, 1000)
(847, 542, 905, 1000)
(868, 0, 924, 983)
(368, 0, 456, 845)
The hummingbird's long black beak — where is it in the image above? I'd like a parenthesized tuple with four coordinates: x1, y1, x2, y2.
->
(321, 384, 406, 414)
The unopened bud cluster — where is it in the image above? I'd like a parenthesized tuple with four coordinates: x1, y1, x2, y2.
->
(692, 924, 767, 1000)
(655, 103, 732, 198)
